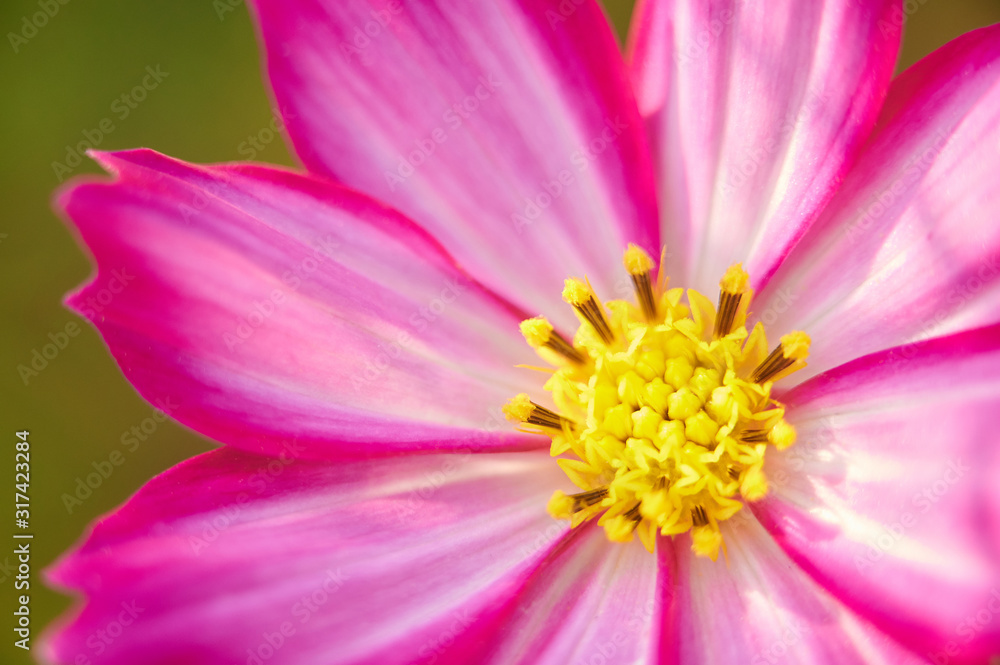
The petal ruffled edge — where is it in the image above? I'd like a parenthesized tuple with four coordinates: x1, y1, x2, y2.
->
(58, 149, 544, 460)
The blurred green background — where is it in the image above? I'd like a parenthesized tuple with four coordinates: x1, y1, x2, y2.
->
(1, 1, 998, 663)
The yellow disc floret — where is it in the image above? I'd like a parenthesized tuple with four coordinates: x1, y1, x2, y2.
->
(505, 247, 811, 560)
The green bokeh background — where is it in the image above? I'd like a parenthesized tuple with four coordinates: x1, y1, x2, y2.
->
(1, 2, 998, 663)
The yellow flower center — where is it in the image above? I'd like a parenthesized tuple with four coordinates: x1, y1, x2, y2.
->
(503, 245, 810, 560)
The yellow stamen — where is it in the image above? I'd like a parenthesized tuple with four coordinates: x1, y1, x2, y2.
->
(623, 244, 657, 321)
(562, 278, 615, 345)
(740, 466, 769, 502)
(751, 331, 811, 383)
(519, 317, 585, 365)
(769, 419, 797, 450)
(547, 491, 577, 520)
(623, 244, 655, 276)
(548, 487, 610, 521)
(508, 248, 810, 559)
(600, 503, 643, 542)
(781, 331, 811, 360)
(502, 394, 574, 432)
(691, 505, 709, 527)
(714, 263, 751, 338)
(692, 525, 724, 561)
(738, 429, 770, 444)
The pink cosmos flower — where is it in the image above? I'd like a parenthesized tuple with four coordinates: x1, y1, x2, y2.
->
(46, 0, 1000, 663)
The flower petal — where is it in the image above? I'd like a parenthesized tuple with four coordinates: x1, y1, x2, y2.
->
(45, 448, 573, 665)
(756, 25, 1000, 381)
(482, 530, 661, 664)
(60, 149, 540, 459)
(658, 518, 928, 665)
(628, 0, 900, 293)
(248, 0, 660, 326)
(757, 325, 1000, 664)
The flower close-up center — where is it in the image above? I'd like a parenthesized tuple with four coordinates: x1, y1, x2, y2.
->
(35, 0, 1000, 660)
(505, 245, 810, 560)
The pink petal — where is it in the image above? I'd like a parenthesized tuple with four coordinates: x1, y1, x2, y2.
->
(756, 325, 1000, 664)
(482, 530, 661, 664)
(60, 149, 541, 459)
(756, 25, 1000, 381)
(45, 448, 575, 665)
(659, 517, 928, 664)
(248, 0, 660, 328)
(628, 0, 900, 293)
